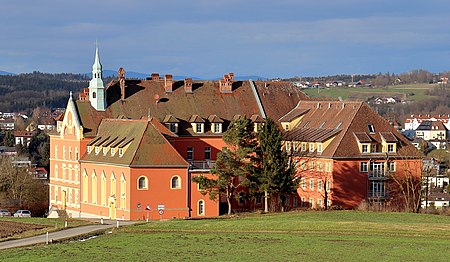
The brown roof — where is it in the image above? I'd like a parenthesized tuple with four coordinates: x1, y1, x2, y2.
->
(162, 114, 179, 123)
(208, 115, 224, 123)
(80, 118, 188, 167)
(380, 132, 398, 143)
(282, 101, 421, 158)
(284, 128, 341, 143)
(279, 107, 310, 122)
(75, 79, 308, 137)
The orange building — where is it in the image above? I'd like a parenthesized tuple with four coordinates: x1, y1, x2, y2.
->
(48, 47, 306, 219)
(281, 101, 423, 210)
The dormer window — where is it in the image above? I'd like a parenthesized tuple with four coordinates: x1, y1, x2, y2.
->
(103, 147, 108, 155)
(317, 143, 323, 153)
(301, 143, 306, 151)
(118, 148, 123, 157)
(111, 148, 115, 156)
(213, 123, 222, 133)
(169, 123, 178, 133)
(95, 146, 100, 155)
(309, 143, 315, 152)
(87, 146, 92, 154)
(387, 143, 395, 153)
(362, 144, 369, 153)
(196, 123, 203, 133)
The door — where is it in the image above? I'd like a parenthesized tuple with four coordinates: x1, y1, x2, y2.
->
(109, 200, 116, 220)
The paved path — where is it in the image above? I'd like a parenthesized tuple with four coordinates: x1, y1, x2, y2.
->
(0, 220, 137, 250)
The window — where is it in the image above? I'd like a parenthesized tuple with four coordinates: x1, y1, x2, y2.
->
(93, 92, 96, 98)
(118, 148, 123, 157)
(101, 173, 107, 206)
(388, 162, 396, 172)
(92, 173, 97, 204)
(63, 146, 66, 160)
(326, 181, 331, 192)
(285, 124, 289, 131)
(82, 170, 88, 202)
(198, 200, 205, 216)
(325, 162, 331, 172)
(196, 123, 203, 133)
(309, 143, 315, 152)
(301, 160, 307, 171)
(318, 180, 322, 191)
(214, 123, 221, 133)
(111, 148, 115, 156)
(110, 174, 116, 197)
(310, 198, 314, 208)
(169, 123, 177, 133)
(171, 176, 181, 189)
(103, 147, 108, 155)
(54, 164, 58, 179)
(310, 179, 314, 190)
(301, 178, 306, 189)
(327, 200, 331, 207)
(138, 176, 148, 190)
(317, 199, 322, 208)
(301, 197, 306, 207)
(69, 146, 72, 160)
(360, 162, 368, 172)
(62, 164, 67, 180)
(87, 146, 92, 154)
(387, 144, 395, 152)
(309, 161, 315, 170)
(285, 142, 291, 153)
(120, 174, 126, 209)
(317, 162, 323, 171)
(255, 195, 262, 205)
(293, 196, 298, 207)
(301, 143, 306, 151)
(293, 143, 299, 152)
(187, 147, 193, 161)
(204, 147, 211, 160)
(362, 144, 369, 153)
(317, 143, 322, 153)
(95, 146, 100, 155)
(368, 124, 375, 133)
(55, 145, 58, 159)
(75, 147, 79, 160)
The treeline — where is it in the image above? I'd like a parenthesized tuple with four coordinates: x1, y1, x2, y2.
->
(0, 72, 114, 112)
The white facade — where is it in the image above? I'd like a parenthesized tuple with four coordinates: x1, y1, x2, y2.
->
(88, 46, 106, 111)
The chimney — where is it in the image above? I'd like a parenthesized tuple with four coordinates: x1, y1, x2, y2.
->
(219, 73, 233, 93)
(164, 74, 173, 93)
(118, 67, 126, 101)
(184, 78, 193, 93)
(151, 73, 160, 81)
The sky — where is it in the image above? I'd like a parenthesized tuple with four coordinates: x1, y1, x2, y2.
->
(1, 0, 450, 79)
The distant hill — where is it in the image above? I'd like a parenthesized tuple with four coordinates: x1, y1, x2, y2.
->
(85, 70, 202, 80)
(0, 70, 15, 76)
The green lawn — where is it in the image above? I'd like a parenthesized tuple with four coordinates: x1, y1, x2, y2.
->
(302, 84, 437, 101)
(1, 211, 449, 261)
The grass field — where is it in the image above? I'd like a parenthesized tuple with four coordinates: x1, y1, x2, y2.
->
(1, 211, 449, 261)
(302, 83, 437, 101)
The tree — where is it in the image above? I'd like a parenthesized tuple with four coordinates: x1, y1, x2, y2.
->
(0, 156, 34, 207)
(28, 130, 50, 168)
(193, 117, 257, 215)
(2, 131, 14, 147)
(258, 118, 298, 212)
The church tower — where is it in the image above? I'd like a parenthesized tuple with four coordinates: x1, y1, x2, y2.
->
(88, 44, 106, 111)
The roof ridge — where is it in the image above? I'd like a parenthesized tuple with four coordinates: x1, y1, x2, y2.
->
(129, 121, 151, 165)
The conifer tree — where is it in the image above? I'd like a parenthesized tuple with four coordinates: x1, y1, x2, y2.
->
(193, 117, 257, 215)
(258, 118, 298, 212)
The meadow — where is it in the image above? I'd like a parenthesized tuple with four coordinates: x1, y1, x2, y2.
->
(1, 211, 449, 261)
(302, 83, 436, 101)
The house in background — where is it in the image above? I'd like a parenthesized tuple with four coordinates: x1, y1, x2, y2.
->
(415, 121, 448, 150)
(14, 131, 34, 146)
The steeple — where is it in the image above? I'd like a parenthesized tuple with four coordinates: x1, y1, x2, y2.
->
(88, 42, 106, 111)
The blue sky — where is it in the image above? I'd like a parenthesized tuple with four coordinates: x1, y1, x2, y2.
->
(1, 0, 449, 78)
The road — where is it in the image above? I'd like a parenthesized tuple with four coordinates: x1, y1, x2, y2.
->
(0, 220, 137, 250)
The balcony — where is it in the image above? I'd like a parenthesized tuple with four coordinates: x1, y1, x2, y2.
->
(368, 170, 390, 180)
(189, 161, 216, 171)
(368, 190, 389, 199)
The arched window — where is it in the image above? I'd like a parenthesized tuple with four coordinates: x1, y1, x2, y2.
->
(92, 171, 97, 204)
(101, 172, 107, 206)
(171, 176, 181, 189)
(138, 176, 148, 190)
(110, 173, 116, 197)
(93, 92, 97, 98)
(82, 170, 88, 202)
(120, 174, 126, 209)
(198, 200, 205, 216)
(54, 164, 58, 179)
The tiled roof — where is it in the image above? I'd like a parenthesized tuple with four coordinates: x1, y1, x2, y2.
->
(279, 106, 310, 122)
(282, 101, 421, 158)
(162, 114, 179, 123)
(75, 79, 308, 137)
(189, 115, 205, 123)
(380, 132, 398, 142)
(416, 121, 447, 131)
(80, 118, 188, 167)
(284, 128, 341, 142)
(250, 114, 264, 123)
(208, 115, 224, 123)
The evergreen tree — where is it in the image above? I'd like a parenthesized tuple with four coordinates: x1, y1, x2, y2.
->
(193, 117, 257, 215)
(2, 131, 15, 147)
(258, 118, 298, 212)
